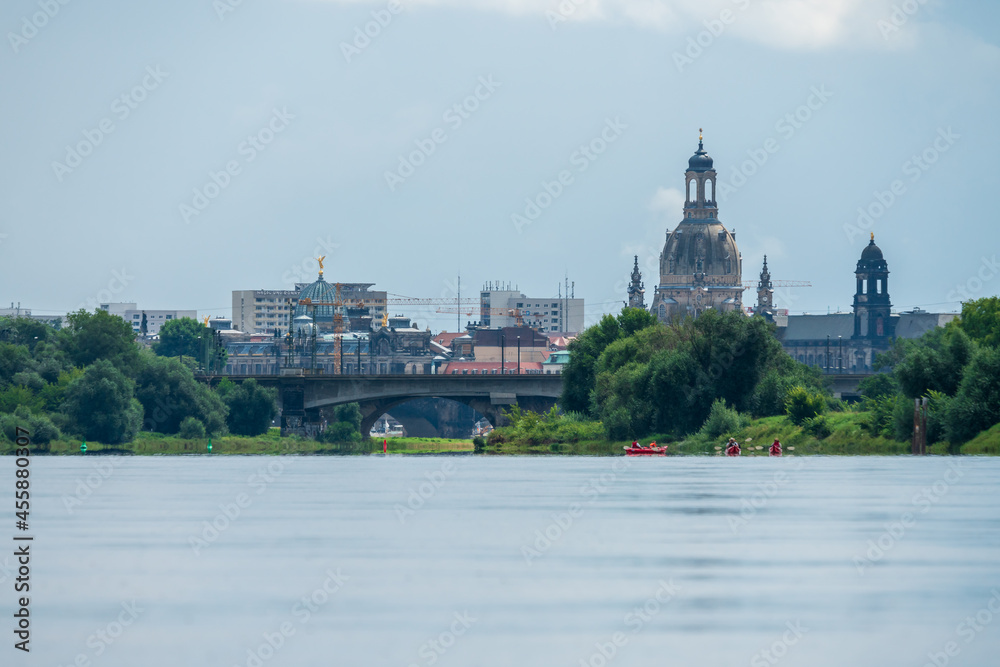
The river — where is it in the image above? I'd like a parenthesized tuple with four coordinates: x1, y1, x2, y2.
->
(6, 455, 1000, 666)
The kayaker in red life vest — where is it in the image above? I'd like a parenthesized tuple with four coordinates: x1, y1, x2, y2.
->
(725, 438, 741, 456)
(769, 439, 782, 457)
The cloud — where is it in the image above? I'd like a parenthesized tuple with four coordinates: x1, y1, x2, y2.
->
(315, 0, 927, 50)
(648, 186, 684, 216)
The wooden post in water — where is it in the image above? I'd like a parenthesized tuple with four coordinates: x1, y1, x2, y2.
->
(912, 398, 929, 455)
(920, 397, 929, 455)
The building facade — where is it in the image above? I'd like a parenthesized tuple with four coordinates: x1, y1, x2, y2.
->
(232, 289, 299, 336)
(649, 134, 743, 322)
(98, 302, 196, 336)
(777, 236, 954, 372)
(479, 283, 584, 333)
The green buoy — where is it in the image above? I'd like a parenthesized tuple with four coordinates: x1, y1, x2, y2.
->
(81, 440, 87, 453)
(207, 438, 212, 453)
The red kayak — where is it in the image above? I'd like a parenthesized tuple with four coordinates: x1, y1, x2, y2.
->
(624, 444, 667, 456)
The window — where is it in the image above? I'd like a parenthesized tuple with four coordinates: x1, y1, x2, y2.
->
(165, 315, 172, 320)
(133, 314, 140, 319)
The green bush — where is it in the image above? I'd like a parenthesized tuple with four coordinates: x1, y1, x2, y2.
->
(0, 406, 61, 445)
(863, 394, 897, 437)
(699, 399, 744, 439)
(225, 379, 277, 436)
(319, 422, 362, 444)
(490, 406, 606, 445)
(785, 386, 826, 425)
(178, 416, 206, 440)
(803, 415, 832, 439)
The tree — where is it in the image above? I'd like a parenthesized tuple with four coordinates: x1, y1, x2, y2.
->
(945, 346, 1000, 443)
(155, 317, 207, 363)
(332, 402, 362, 432)
(560, 309, 659, 415)
(0, 342, 33, 388)
(225, 379, 277, 436)
(954, 296, 1000, 349)
(63, 359, 144, 444)
(0, 405, 61, 445)
(585, 309, 819, 438)
(617, 308, 659, 337)
(0, 316, 54, 351)
(133, 353, 227, 434)
(857, 372, 899, 401)
(58, 309, 139, 372)
(893, 327, 973, 398)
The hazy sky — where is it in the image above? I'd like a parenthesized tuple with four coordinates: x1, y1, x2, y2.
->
(2, 0, 998, 332)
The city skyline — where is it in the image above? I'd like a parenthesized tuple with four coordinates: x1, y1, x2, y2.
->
(2, 0, 998, 333)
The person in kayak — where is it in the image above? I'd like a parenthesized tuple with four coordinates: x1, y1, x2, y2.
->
(725, 438, 741, 456)
(769, 439, 782, 457)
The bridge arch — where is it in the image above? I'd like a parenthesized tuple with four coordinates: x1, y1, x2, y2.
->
(249, 375, 563, 437)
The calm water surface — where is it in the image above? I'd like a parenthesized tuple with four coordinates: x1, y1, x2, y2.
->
(5, 455, 1000, 666)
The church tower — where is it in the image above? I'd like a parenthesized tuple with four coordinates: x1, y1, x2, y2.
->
(627, 255, 645, 309)
(755, 255, 774, 322)
(649, 130, 742, 322)
(852, 234, 894, 340)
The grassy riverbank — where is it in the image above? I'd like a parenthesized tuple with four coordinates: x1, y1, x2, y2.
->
(0, 430, 475, 456)
(5, 415, 999, 456)
(482, 411, 1000, 456)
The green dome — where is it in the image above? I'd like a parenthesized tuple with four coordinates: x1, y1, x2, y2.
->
(294, 275, 336, 322)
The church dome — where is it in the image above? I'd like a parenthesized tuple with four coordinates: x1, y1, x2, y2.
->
(660, 220, 740, 280)
(688, 139, 713, 173)
(294, 275, 336, 322)
(860, 236, 883, 261)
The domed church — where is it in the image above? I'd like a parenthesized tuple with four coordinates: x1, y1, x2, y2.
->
(649, 132, 743, 322)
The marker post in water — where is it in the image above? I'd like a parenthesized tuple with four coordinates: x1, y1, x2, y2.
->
(207, 438, 212, 453)
(80, 440, 87, 453)
(384, 438, 387, 455)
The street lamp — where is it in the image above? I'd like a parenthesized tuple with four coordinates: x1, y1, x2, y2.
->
(501, 331, 505, 374)
(838, 335, 843, 373)
(826, 335, 831, 374)
(517, 335, 521, 375)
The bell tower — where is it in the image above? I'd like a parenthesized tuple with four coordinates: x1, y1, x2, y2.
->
(853, 234, 894, 340)
(756, 255, 774, 322)
(684, 128, 718, 221)
(627, 255, 645, 309)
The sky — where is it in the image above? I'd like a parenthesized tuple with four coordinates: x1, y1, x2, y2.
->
(1, 0, 998, 333)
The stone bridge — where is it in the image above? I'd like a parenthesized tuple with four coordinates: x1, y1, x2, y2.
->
(212, 374, 564, 436)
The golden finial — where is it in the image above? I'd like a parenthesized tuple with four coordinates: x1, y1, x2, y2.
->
(870, 232, 874, 242)
(203, 315, 210, 326)
(317, 255, 326, 276)
(699, 127, 703, 141)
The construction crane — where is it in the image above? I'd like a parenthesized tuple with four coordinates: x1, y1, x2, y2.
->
(741, 280, 812, 289)
(385, 293, 479, 307)
(436, 306, 525, 327)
